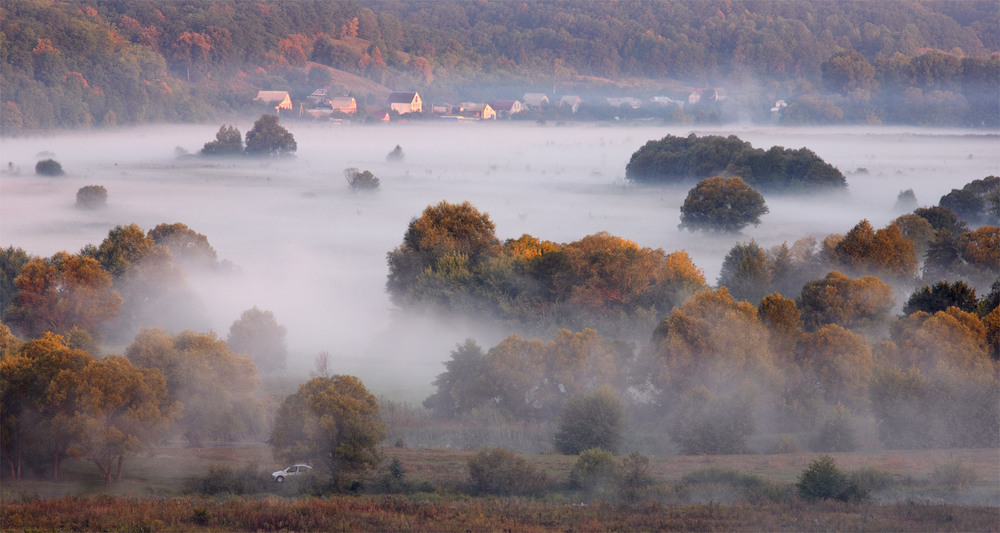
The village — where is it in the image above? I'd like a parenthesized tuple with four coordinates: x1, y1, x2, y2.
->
(252, 86, 744, 123)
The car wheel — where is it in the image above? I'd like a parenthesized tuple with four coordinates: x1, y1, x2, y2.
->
(275, 476, 284, 483)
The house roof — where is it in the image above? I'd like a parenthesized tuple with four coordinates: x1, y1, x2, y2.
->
(256, 90, 290, 102)
(388, 92, 418, 103)
(523, 93, 549, 105)
(493, 99, 520, 112)
(330, 96, 356, 105)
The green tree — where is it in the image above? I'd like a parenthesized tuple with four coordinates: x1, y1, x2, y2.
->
(344, 167, 380, 191)
(0, 247, 32, 316)
(270, 375, 385, 486)
(75, 185, 108, 209)
(904, 281, 978, 315)
(35, 159, 64, 176)
(718, 240, 772, 303)
(126, 328, 263, 447)
(569, 448, 618, 493)
(88, 223, 159, 278)
(227, 307, 287, 373)
(201, 125, 243, 156)
(797, 454, 866, 502)
(422, 339, 491, 418)
(822, 50, 878, 94)
(679, 176, 768, 233)
(244, 114, 297, 156)
(553, 387, 625, 455)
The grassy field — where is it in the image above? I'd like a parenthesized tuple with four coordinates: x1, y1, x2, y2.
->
(2, 444, 998, 531)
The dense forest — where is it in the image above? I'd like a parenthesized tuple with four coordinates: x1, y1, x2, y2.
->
(1, 0, 999, 132)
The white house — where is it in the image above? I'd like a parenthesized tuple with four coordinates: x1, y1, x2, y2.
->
(388, 92, 422, 114)
(522, 93, 549, 108)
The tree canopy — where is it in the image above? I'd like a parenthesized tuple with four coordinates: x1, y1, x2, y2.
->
(679, 177, 769, 233)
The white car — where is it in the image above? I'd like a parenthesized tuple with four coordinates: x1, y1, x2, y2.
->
(271, 464, 313, 482)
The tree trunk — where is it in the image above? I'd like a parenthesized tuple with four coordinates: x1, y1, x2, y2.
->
(94, 458, 111, 483)
(53, 453, 60, 480)
(115, 455, 123, 482)
(6, 454, 21, 480)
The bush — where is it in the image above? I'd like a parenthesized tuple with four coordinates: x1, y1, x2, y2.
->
(345, 167, 380, 191)
(569, 448, 617, 492)
(35, 159, 64, 176)
(796, 455, 868, 502)
(617, 451, 654, 502)
(466, 447, 549, 496)
(185, 464, 267, 495)
(553, 387, 625, 455)
(386, 144, 404, 161)
(75, 185, 107, 208)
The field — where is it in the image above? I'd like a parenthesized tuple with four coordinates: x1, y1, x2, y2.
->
(2, 444, 998, 531)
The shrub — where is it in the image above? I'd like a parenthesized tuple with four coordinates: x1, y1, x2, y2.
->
(35, 159, 64, 176)
(386, 144, 404, 161)
(796, 455, 868, 502)
(569, 448, 617, 492)
(373, 457, 412, 494)
(467, 447, 549, 496)
(185, 464, 267, 495)
(201, 125, 244, 156)
(76, 185, 108, 208)
(553, 387, 625, 455)
(930, 460, 980, 489)
(345, 167, 380, 191)
(617, 451, 654, 502)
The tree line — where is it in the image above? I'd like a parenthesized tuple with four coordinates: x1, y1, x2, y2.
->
(2, 0, 997, 133)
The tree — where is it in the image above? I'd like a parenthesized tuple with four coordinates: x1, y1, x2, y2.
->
(125, 329, 263, 447)
(795, 324, 874, 410)
(553, 387, 625, 455)
(903, 281, 978, 315)
(75, 185, 108, 208)
(569, 448, 618, 492)
(822, 50, 878, 94)
(344, 167, 380, 191)
(386, 200, 499, 304)
(422, 339, 490, 418)
(4, 252, 122, 339)
(679, 176, 768, 233)
(0, 247, 32, 315)
(270, 375, 385, 486)
(718, 240, 772, 303)
(227, 307, 287, 373)
(88, 223, 159, 278)
(147, 222, 219, 270)
(244, 114, 297, 156)
(201, 125, 243, 156)
(35, 159, 64, 176)
(832, 220, 917, 279)
(386, 145, 405, 161)
(51, 355, 177, 482)
(797, 271, 894, 334)
(669, 386, 755, 455)
(797, 455, 866, 502)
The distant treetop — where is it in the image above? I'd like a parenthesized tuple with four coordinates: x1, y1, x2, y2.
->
(625, 134, 846, 192)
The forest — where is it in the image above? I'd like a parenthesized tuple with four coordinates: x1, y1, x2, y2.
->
(1, 0, 999, 132)
(2, 1, 1000, 531)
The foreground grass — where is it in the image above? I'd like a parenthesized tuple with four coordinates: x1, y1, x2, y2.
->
(3, 494, 999, 532)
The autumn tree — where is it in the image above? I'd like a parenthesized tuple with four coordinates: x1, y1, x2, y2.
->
(244, 114, 297, 157)
(797, 271, 894, 334)
(226, 307, 287, 373)
(4, 252, 122, 339)
(552, 386, 625, 455)
(679, 176, 768, 233)
(126, 328, 263, 446)
(147, 222, 219, 270)
(201, 125, 243, 156)
(832, 220, 918, 279)
(87, 223, 159, 278)
(386, 200, 499, 305)
(0, 332, 90, 479)
(270, 375, 385, 487)
(171, 31, 212, 82)
(795, 324, 874, 410)
(50, 355, 177, 482)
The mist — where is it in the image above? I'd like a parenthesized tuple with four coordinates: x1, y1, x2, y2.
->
(2, 122, 997, 400)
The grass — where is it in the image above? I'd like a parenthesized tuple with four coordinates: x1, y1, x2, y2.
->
(2, 444, 997, 531)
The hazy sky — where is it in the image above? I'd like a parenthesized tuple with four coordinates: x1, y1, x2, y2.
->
(2, 122, 997, 399)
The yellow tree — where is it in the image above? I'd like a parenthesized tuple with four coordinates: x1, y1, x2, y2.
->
(5, 252, 122, 338)
(796, 324, 874, 410)
(49, 355, 176, 483)
(797, 271, 894, 334)
(126, 329, 263, 446)
(271, 376, 385, 486)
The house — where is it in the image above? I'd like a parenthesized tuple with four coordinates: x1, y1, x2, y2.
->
(388, 91, 422, 114)
(493, 99, 523, 117)
(559, 95, 582, 113)
(307, 88, 328, 104)
(256, 90, 293, 112)
(652, 96, 684, 108)
(365, 105, 391, 121)
(459, 102, 496, 120)
(329, 96, 357, 115)
(522, 93, 549, 109)
(688, 88, 727, 105)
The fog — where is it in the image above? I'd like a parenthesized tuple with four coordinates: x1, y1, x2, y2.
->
(2, 122, 997, 400)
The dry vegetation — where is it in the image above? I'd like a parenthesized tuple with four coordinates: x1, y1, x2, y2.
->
(2, 445, 997, 532)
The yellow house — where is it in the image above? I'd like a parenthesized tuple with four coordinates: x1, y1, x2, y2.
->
(256, 91, 293, 112)
(459, 102, 496, 120)
(329, 96, 357, 115)
(388, 91, 422, 114)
